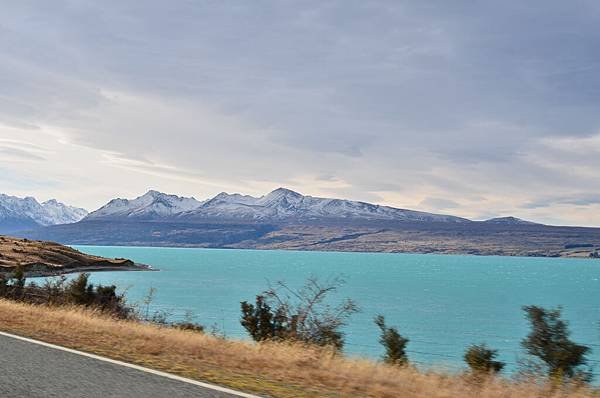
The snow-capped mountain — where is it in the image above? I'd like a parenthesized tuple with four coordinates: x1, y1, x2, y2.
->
(41, 199, 89, 225)
(85, 190, 204, 220)
(0, 194, 48, 225)
(183, 187, 471, 222)
(0, 194, 88, 232)
(86, 188, 471, 223)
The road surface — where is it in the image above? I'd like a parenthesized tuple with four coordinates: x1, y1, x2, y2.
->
(0, 332, 258, 398)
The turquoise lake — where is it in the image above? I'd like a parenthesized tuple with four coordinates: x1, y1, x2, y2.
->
(67, 246, 600, 375)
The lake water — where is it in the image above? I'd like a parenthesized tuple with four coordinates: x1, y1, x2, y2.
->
(65, 246, 600, 375)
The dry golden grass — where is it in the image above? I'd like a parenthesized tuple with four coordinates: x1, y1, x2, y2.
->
(0, 299, 597, 398)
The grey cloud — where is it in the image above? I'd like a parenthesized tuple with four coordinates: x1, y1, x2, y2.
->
(1, 1, 600, 224)
(523, 195, 600, 209)
(419, 197, 460, 210)
(315, 174, 338, 182)
(0, 147, 46, 161)
(315, 186, 385, 205)
(0, 167, 60, 190)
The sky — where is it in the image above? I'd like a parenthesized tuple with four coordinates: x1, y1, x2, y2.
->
(1, 1, 600, 226)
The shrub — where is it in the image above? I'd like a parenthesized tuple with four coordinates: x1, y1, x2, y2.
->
(171, 310, 204, 333)
(522, 305, 590, 382)
(0, 265, 27, 299)
(0, 271, 131, 319)
(172, 322, 205, 333)
(241, 295, 280, 341)
(464, 344, 504, 374)
(12, 265, 25, 289)
(374, 315, 409, 365)
(62, 273, 127, 316)
(0, 274, 7, 296)
(241, 276, 358, 350)
(66, 273, 90, 305)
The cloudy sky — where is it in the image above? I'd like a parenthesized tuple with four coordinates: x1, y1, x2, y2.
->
(1, 1, 600, 226)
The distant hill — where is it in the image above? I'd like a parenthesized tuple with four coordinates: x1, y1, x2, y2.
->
(482, 216, 538, 225)
(0, 194, 88, 233)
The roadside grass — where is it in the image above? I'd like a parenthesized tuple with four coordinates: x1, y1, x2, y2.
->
(0, 299, 597, 398)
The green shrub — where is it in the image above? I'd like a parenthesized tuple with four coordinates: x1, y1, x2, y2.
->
(241, 276, 358, 350)
(522, 305, 590, 382)
(66, 273, 90, 305)
(241, 295, 279, 341)
(172, 322, 205, 333)
(374, 315, 409, 365)
(0, 271, 131, 319)
(464, 344, 504, 374)
(12, 265, 25, 289)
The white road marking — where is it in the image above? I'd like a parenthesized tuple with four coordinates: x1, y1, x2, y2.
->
(0, 331, 262, 398)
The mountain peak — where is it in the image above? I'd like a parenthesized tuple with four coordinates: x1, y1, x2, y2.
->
(213, 192, 231, 199)
(264, 187, 303, 199)
(141, 190, 165, 199)
(271, 187, 301, 195)
(259, 187, 304, 208)
(86, 190, 203, 220)
(41, 199, 88, 225)
(483, 216, 537, 225)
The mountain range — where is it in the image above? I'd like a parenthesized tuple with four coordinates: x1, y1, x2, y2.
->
(0, 194, 88, 233)
(0, 188, 537, 227)
(84, 188, 479, 223)
(3, 188, 600, 258)
(83, 188, 535, 225)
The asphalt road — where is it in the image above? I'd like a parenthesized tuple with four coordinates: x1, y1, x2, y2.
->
(0, 333, 254, 398)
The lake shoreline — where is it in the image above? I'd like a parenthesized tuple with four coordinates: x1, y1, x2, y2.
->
(68, 242, 600, 261)
(17, 262, 157, 278)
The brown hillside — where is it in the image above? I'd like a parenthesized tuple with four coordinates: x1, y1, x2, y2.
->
(0, 235, 145, 276)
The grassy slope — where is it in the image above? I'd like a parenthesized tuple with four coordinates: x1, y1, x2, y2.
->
(0, 300, 596, 398)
